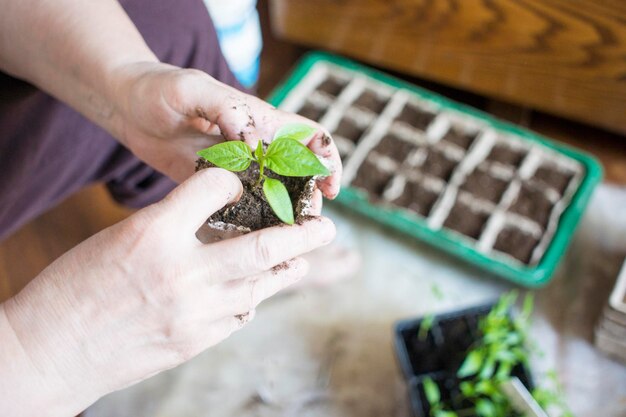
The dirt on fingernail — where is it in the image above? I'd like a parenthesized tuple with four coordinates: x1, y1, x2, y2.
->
(271, 261, 290, 275)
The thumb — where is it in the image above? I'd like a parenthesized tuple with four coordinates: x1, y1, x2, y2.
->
(158, 168, 243, 233)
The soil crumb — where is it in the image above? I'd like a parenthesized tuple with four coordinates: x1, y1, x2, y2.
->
(196, 158, 313, 230)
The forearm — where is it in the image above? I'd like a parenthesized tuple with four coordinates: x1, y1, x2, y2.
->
(0, 0, 157, 140)
(0, 300, 80, 417)
(0, 269, 104, 417)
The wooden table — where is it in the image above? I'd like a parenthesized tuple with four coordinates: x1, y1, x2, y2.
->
(269, 0, 626, 135)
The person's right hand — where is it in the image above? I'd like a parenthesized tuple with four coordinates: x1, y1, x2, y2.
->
(0, 168, 336, 417)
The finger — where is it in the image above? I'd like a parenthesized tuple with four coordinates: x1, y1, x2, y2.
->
(303, 130, 342, 199)
(197, 217, 336, 283)
(308, 188, 323, 216)
(201, 257, 309, 320)
(169, 311, 256, 363)
(262, 112, 342, 199)
(192, 84, 343, 198)
(158, 168, 243, 233)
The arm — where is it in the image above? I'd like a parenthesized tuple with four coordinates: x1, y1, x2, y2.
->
(0, 169, 336, 416)
(0, 0, 155, 139)
(0, 0, 342, 195)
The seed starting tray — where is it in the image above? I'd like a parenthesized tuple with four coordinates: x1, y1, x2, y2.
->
(268, 52, 602, 287)
(394, 305, 534, 417)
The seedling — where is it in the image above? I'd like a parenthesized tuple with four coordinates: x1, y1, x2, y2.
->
(196, 124, 329, 224)
(422, 292, 574, 417)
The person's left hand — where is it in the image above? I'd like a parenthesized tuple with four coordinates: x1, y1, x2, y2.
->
(110, 62, 342, 200)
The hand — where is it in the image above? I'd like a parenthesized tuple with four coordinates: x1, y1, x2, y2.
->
(0, 168, 336, 417)
(110, 62, 342, 199)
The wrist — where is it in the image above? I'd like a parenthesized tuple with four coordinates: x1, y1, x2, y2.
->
(102, 58, 161, 146)
(0, 276, 101, 416)
(0, 302, 78, 416)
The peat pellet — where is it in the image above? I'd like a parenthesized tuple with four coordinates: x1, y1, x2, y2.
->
(395, 103, 436, 131)
(317, 76, 346, 97)
(351, 159, 394, 197)
(485, 144, 526, 167)
(297, 102, 326, 122)
(493, 226, 539, 264)
(375, 133, 418, 162)
(441, 128, 477, 150)
(332, 117, 366, 144)
(392, 180, 439, 217)
(421, 149, 457, 182)
(459, 168, 508, 204)
(533, 164, 574, 194)
(442, 200, 489, 239)
(510, 183, 554, 228)
(196, 160, 313, 232)
(353, 90, 388, 113)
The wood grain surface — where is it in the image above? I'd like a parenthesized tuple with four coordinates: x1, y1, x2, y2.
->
(270, 0, 626, 134)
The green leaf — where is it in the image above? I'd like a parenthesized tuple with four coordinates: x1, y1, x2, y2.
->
(434, 411, 458, 417)
(458, 349, 485, 378)
(265, 138, 330, 177)
(521, 292, 535, 321)
(495, 362, 513, 380)
(479, 357, 496, 380)
(263, 178, 294, 224)
(476, 399, 496, 417)
(459, 381, 475, 397)
(495, 349, 517, 363)
(423, 377, 440, 406)
(196, 141, 253, 172)
(273, 123, 316, 142)
(431, 283, 444, 300)
(475, 380, 496, 395)
(418, 314, 435, 341)
(254, 140, 264, 161)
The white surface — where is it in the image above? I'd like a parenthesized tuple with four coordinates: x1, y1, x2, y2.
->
(610, 259, 626, 314)
(86, 184, 626, 417)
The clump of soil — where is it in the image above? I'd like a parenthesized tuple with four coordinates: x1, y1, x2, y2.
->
(196, 159, 314, 231)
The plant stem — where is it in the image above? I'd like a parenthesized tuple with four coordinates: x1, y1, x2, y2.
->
(255, 157, 265, 187)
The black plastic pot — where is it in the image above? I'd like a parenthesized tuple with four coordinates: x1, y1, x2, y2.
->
(394, 304, 534, 417)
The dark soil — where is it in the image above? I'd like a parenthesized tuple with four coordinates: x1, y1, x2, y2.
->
(297, 102, 326, 122)
(533, 163, 574, 194)
(486, 144, 526, 167)
(351, 159, 394, 197)
(493, 226, 539, 264)
(421, 148, 458, 182)
(317, 76, 346, 97)
(510, 183, 554, 229)
(441, 128, 477, 150)
(333, 117, 366, 144)
(196, 159, 312, 231)
(353, 90, 388, 113)
(374, 133, 418, 162)
(395, 103, 436, 131)
(392, 180, 439, 217)
(460, 167, 508, 204)
(443, 200, 489, 239)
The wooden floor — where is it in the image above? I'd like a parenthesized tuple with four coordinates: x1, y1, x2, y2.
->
(1, 0, 625, 302)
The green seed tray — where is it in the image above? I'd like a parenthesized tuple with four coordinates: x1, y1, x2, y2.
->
(267, 52, 602, 287)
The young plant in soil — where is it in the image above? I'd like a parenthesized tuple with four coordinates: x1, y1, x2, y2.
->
(196, 123, 329, 225)
(422, 292, 574, 417)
